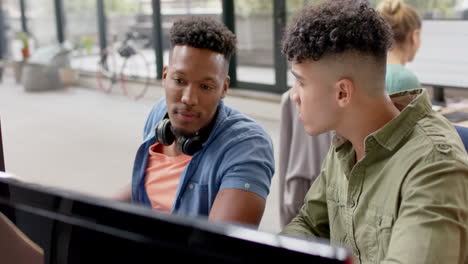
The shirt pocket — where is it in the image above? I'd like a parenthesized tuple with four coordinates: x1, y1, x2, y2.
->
(179, 182, 209, 216)
(364, 210, 394, 263)
(377, 215, 393, 261)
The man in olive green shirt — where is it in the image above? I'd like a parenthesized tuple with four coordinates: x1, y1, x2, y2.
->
(281, 1, 468, 264)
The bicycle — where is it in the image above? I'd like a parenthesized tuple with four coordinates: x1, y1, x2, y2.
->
(96, 32, 151, 100)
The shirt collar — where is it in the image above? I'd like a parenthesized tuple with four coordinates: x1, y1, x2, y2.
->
(332, 88, 432, 152)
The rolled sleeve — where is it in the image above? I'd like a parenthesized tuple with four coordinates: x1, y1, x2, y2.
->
(219, 133, 274, 200)
(220, 177, 269, 199)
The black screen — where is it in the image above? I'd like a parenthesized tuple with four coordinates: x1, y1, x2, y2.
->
(0, 178, 352, 264)
(0, 118, 5, 172)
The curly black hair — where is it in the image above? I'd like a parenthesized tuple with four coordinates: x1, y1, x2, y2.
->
(170, 16, 237, 60)
(282, 0, 393, 63)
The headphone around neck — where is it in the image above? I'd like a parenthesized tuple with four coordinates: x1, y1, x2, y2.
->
(155, 115, 212, 156)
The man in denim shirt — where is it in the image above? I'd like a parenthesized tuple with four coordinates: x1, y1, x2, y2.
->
(116, 17, 274, 228)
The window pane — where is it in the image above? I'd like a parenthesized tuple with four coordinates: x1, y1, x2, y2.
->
(161, 0, 222, 66)
(26, 0, 56, 47)
(286, 0, 324, 87)
(63, 0, 99, 72)
(2, 0, 23, 60)
(235, 0, 275, 85)
(104, 0, 156, 78)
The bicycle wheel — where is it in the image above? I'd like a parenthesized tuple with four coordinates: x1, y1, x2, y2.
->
(119, 50, 151, 100)
(96, 48, 119, 93)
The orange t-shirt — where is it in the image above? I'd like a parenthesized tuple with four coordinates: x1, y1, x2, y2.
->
(144, 143, 192, 212)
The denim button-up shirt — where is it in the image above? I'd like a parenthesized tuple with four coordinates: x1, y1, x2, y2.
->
(132, 98, 275, 219)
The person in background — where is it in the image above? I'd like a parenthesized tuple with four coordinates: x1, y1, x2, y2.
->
(377, 0, 422, 93)
(280, 1, 468, 263)
(278, 92, 332, 227)
(115, 17, 275, 228)
(278, 0, 424, 228)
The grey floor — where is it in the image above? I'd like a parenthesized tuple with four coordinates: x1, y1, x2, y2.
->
(0, 69, 284, 234)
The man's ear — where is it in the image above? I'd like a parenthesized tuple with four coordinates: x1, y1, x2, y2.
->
(162, 66, 168, 79)
(335, 77, 354, 108)
(162, 66, 168, 86)
(220, 76, 230, 99)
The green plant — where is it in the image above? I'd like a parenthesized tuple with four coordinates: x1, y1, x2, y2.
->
(15, 32, 30, 49)
(81, 36, 94, 54)
(15, 32, 31, 59)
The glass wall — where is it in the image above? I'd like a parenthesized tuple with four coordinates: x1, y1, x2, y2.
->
(26, 0, 56, 48)
(5, 0, 464, 94)
(104, 0, 155, 78)
(2, 0, 56, 64)
(369, 0, 468, 20)
(286, 0, 323, 87)
(63, 0, 99, 72)
(2, 0, 23, 60)
(161, 0, 222, 66)
(235, 0, 275, 85)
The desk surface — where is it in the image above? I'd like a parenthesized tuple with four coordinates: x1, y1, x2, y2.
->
(439, 99, 468, 127)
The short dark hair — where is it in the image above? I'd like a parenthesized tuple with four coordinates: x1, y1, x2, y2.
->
(282, 0, 393, 63)
(170, 16, 237, 61)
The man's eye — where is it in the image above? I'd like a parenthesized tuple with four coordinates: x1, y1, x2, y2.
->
(173, 78, 184, 84)
(294, 79, 304, 87)
(201, 84, 213, 90)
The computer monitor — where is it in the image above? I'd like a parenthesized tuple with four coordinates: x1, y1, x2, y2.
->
(0, 178, 353, 264)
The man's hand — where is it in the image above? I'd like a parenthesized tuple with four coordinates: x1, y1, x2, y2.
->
(110, 184, 132, 202)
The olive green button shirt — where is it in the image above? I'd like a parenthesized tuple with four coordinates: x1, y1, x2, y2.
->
(282, 89, 468, 264)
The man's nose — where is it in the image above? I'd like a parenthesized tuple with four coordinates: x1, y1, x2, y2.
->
(289, 86, 300, 103)
(181, 85, 198, 106)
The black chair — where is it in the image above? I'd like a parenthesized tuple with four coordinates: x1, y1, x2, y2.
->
(454, 125, 468, 151)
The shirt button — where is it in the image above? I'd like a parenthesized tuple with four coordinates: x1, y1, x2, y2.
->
(436, 143, 452, 153)
(189, 184, 194, 189)
(244, 183, 250, 189)
(348, 200, 355, 208)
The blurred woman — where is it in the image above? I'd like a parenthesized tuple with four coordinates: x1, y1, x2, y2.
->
(377, 0, 422, 93)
